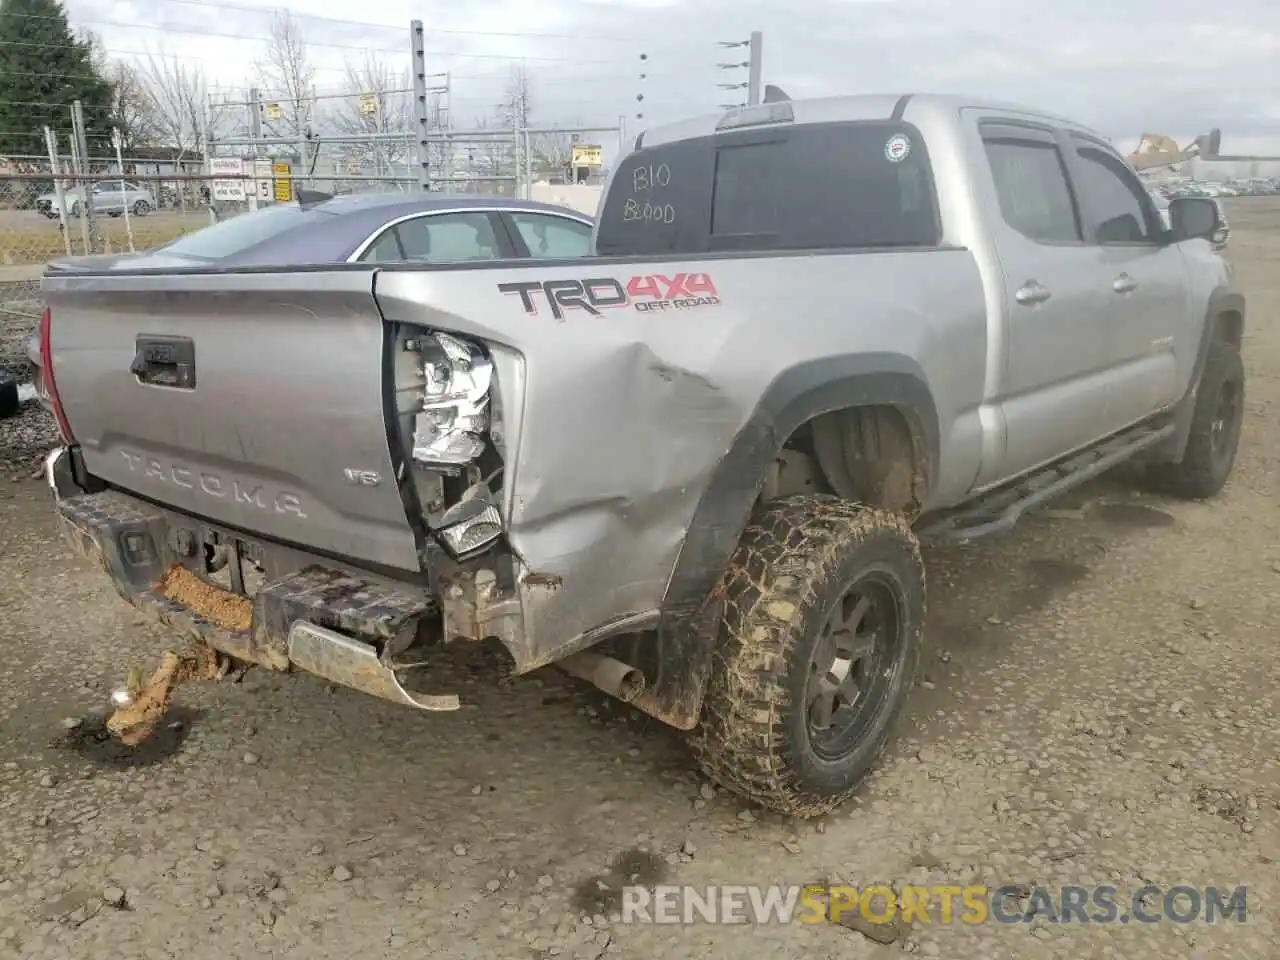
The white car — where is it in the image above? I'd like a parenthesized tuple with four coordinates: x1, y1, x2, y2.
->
(35, 180, 155, 218)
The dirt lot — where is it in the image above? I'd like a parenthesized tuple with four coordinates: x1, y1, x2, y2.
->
(0, 203, 1277, 960)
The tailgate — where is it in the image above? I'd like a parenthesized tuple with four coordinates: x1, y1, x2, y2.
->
(43, 269, 421, 571)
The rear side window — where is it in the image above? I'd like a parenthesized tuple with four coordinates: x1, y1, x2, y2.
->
(982, 138, 1081, 244)
(509, 212, 593, 257)
(596, 121, 940, 255)
(163, 204, 331, 260)
(394, 212, 502, 262)
(361, 230, 403, 263)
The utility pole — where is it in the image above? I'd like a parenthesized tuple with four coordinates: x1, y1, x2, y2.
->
(71, 100, 96, 252)
(747, 31, 763, 106)
(410, 19, 431, 191)
(248, 87, 262, 152)
(247, 87, 262, 211)
(436, 72, 452, 184)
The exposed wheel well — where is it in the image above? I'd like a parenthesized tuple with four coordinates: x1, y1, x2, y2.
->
(1215, 309, 1243, 350)
(765, 405, 928, 518)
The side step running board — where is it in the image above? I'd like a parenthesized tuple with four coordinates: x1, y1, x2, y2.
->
(918, 423, 1175, 544)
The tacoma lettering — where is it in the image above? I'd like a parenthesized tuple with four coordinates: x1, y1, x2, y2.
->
(119, 450, 307, 518)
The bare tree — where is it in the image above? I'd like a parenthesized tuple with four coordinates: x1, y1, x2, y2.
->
(533, 128, 580, 180)
(133, 46, 221, 161)
(453, 114, 510, 193)
(105, 61, 161, 152)
(79, 30, 159, 151)
(255, 10, 315, 141)
(497, 64, 533, 132)
(496, 67, 583, 181)
(330, 52, 410, 176)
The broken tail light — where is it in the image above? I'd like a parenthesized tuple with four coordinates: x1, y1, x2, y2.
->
(399, 328, 505, 558)
(435, 497, 504, 559)
(409, 331, 492, 468)
(38, 307, 76, 445)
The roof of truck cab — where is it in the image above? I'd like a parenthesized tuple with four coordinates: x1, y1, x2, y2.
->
(635, 93, 1088, 148)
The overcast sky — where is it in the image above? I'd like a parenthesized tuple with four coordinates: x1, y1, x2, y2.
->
(67, 0, 1280, 154)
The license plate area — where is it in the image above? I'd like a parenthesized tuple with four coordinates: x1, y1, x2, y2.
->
(197, 530, 266, 598)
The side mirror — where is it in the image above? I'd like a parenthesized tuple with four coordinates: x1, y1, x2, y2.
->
(1168, 197, 1219, 244)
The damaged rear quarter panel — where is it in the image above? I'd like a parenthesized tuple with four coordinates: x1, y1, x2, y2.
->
(372, 252, 985, 669)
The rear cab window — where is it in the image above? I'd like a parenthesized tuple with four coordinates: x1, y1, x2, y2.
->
(596, 120, 941, 255)
(980, 132, 1082, 244)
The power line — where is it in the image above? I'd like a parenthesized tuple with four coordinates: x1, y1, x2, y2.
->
(131, 0, 654, 43)
(0, 98, 113, 112)
(2, 11, 644, 62)
(0, 38, 370, 77)
(0, 38, 681, 89)
(4, 12, 403, 54)
(0, 68, 114, 83)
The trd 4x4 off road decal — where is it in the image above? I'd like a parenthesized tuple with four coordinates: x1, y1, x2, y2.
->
(498, 273, 721, 320)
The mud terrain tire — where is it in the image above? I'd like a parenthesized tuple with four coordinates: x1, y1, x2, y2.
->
(692, 494, 925, 817)
(1147, 341, 1244, 500)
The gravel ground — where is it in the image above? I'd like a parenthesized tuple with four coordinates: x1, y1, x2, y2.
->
(0, 203, 1277, 960)
(1, 278, 39, 386)
(0, 404, 57, 479)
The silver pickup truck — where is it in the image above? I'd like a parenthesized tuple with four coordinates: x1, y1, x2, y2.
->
(40, 93, 1244, 817)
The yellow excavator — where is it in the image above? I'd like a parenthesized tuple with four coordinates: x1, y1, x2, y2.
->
(1128, 130, 1221, 172)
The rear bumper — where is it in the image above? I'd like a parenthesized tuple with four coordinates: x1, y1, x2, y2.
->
(54, 486, 432, 667)
(46, 448, 485, 708)
(45, 445, 641, 697)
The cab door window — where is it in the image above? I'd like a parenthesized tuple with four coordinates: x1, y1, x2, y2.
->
(1071, 141, 1162, 244)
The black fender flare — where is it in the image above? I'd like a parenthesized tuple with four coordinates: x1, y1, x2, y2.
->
(660, 352, 940, 628)
(633, 353, 939, 729)
(640, 354, 940, 728)
(1164, 286, 1245, 462)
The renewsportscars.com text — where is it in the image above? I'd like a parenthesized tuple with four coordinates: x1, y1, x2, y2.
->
(620, 884, 1249, 926)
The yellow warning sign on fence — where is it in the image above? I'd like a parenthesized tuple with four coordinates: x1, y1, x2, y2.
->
(272, 161, 292, 202)
(571, 144, 603, 166)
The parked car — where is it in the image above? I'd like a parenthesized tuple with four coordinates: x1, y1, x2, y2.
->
(89, 180, 156, 217)
(34, 185, 85, 219)
(28, 193, 595, 413)
(36, 181, 156, 218)
(39, 94, 1243, 817)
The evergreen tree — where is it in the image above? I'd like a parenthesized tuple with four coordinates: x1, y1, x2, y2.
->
(0, 0, 113, 158)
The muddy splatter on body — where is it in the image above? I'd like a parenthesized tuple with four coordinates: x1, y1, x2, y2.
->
(157, 565, 253, 632)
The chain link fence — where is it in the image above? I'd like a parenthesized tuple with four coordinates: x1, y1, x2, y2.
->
(0, 120, 616, 383)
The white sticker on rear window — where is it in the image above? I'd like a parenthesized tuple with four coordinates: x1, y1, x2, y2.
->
(885, 134, 911, 163)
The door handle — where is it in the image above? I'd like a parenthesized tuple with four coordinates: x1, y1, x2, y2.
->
(1112, 273, 1138, 294)
(1014, 281, 1052, 306)
(132, 336, 197, 389)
